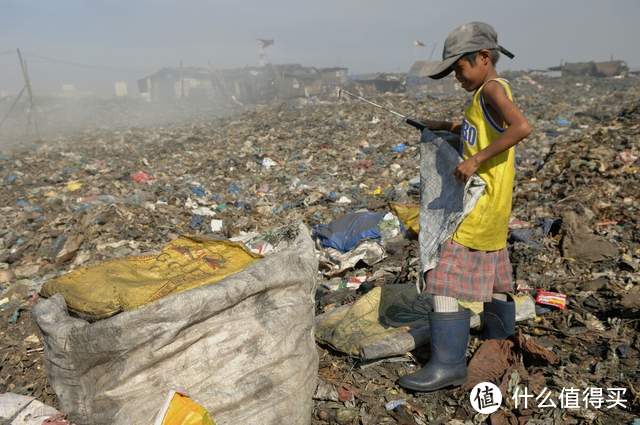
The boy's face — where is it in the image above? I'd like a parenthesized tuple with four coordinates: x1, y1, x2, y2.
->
(453, 51, 490, 92)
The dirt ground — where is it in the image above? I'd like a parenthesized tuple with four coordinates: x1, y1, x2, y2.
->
(1, 73, 639, 424)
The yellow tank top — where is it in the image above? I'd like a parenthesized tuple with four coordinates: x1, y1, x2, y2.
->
(452, 78, 515, 251)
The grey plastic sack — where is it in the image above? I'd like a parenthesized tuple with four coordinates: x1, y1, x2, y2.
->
(419, 130, 485, 277)
(33, 223, 318, 425)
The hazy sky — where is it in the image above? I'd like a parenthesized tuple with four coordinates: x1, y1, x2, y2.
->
(1, 0, 638, 95)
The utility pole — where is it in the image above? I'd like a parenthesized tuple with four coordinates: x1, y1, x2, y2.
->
(16, 48, 39, 138)
(257, 39, 274, 67)
(0, 48, 39, 138)
(0, 87, 25, 129)
(179, 60, 185, 99)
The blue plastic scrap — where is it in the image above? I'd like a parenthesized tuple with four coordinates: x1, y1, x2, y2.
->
(191, 185, 206, 197)
(392, 143, 407, 153)
(9, 307, 22, 324)
(228, 182, 241, 195)
(190, 215, 204, 229)
(313, 211, 385, 252)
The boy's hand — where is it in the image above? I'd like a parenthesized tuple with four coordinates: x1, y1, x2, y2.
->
(454, 157, 480, 182)
(422, 118, 462, 135)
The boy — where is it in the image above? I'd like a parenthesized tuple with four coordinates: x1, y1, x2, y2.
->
(399, 22, 531, 392)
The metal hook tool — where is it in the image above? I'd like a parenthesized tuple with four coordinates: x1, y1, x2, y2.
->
(337, 88, 427, 131)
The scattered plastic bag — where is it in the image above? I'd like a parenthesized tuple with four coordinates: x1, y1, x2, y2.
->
(131, 171, 154, 184)
(534, 290, 567, 310)
(0, 393, 63, 425)
(390, 203, 419, 235)
(318, 240, 385, 277)
(64, 180, 83, 192)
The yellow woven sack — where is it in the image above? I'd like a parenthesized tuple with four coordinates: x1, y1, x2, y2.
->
(41, 236, 260, 320)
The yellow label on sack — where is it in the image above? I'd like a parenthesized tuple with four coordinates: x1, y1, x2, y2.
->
(41, 236, 261, 319)
(161, 393, 216, 425)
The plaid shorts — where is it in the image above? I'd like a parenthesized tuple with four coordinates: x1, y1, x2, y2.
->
(425, 239, 513, 302)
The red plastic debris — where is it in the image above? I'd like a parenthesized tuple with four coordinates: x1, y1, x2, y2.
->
(131, 171, 154, 184)
(535, 290, 567, 310)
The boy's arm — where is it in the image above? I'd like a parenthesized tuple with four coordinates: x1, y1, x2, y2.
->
(421, 118, 463, 134)
(454, 81, 531, 181)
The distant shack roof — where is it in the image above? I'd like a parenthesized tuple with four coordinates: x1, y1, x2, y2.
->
(141, 66, 212, 81)
(548, 60, 629, 77)
(594, 60, 629, 77)
(352, 72, 404, 82)
(318, 67, 348, 73)
(275, 64, 320, 80)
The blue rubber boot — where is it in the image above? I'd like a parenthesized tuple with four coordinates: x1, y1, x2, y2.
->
(399, 309, 470, 392)
(482, 297, 515, 340)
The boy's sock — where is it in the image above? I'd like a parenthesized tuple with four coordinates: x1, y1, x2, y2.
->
(492, 292, 508, 302)
(433, 295, 458, 312)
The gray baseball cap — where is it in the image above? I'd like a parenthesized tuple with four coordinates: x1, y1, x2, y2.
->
(428, 22, 515, 80)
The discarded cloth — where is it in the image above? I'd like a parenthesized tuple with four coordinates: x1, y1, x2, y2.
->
(41, 236, 261, 320)
(464, 331, 560, 392)
(313, 211, 385, 252)
(315, 284, 432, 360)
(561, 210, 618, 262)
(315, 284, 536, 360)
(418, 130, 485, 276)
(318, 241, 386, 277)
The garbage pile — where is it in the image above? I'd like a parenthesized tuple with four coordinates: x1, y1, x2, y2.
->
(0, 73, 639, 424)
(0, 95, 243, 151)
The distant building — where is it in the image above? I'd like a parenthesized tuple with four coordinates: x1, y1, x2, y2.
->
(61, 84, 77, 98)
(138, 64, 349, 104)
(274, 64, 322, 99)
(549, 60, 629, 78)
(114, 81, 128, 97)
(137, 67, 215, 102)
(317, 67, 349, 91)
(351, 73, 405, 95)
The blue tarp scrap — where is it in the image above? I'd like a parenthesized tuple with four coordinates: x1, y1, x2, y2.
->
(313, 211, 385, 253)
